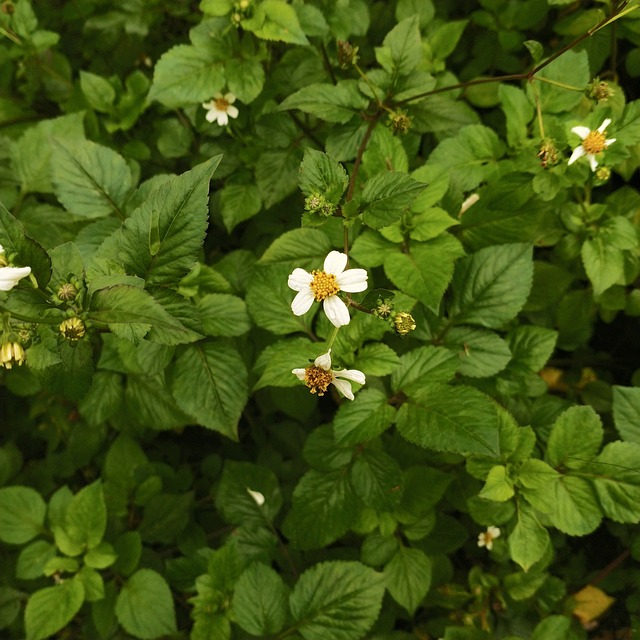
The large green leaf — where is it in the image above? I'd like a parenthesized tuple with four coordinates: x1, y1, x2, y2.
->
(375, 16, 422, 76)
(545, 406, 603, 469)
(118, 157, 220, 285)
(396, 384, 500, 456)
(170, 341, 248, 439)
(51, 138, 133, 219)
(507, 502, 550, 571)
(232, 563, 288, 636)
(115, 569, 177, 639)
(449, 243, 533, 328)
(24, 577, 85, 640)
(612, 385, 640, 444)
(0, 486, 46, 544)
(289, 561, 385, 640)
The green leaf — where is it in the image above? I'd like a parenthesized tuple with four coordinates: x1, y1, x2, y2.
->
(79, 71, 116, 113)
(258, 228, 333, 267)
(499, 85, 534, 149)
(444, 326, 512, 378)
(333, 389, 396, 445)
(66, 480, 107, 550)
(299, 148, 349, 203)
(0, 202, 51, 287)
(390, 346, 459, 395)
(115, 569, 177, 639)
(0, 486, 46, 544)
(508, 503, 550, 571)
(118, 156, 221, 285)
(232, 563, 288, 636)
(375, 16, 422, 77)
(350, 448, 403, 510)
(279, 81, 368, 124)
(360, 172, 426, 229)
(355, 343, 399, 376)
(479, 465, 514, 501)
(0, 587, 22, 630)
(427, 19, 468, 61)
(421, 125, 504, 192)
(383, 235, 464, 311)
(255, 148, 302, 208)
(219, 183, 262, 233)
(530, 50, 589, 113)
(244, 0, 309, 45)
(612, 385, 640, 444)
(383, 547, 431, 615)
(591, 441, 640, 523)
(396, 384, 500, 456)
(449, 243, 533, 329)
(396, 0, 434, 27)
(25, 577, 85, 640)
(170, 341, 248, 439)
(289, 561, 385, 640)
(16, 541, 56, 580)
(138, 493, 193, 544)
(197, 293, 251, 337)
(283, 469, 361, 550)
(89, 285, 196, 345)
(52, 138, 132, 219)
(225, 58, 265, 103)
(149, 44, 224, 108)
(582, 236, 625, 295)
(546, 406, 603, 469)
(506, 325, 557, 372)
(531, 616, 572, 640)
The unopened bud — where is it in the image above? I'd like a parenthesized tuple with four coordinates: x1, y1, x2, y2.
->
(57, 283, 78, 302)
(373, 298, 393, 319)
(388, 110, 411, 135)
(337, 40, 359, 68)
(537, 139, 559, 168)
(595, 166, 611, 181)
(304, 193, 335, 217)
(59, 317, 86, 341)
(588, 78, 615, 103)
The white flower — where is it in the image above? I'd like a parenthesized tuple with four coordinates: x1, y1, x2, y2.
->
(568, 118, 616, 172)
(202, 92, 239, 126)
(477, 525, 501, 551)
(246, 488, 265, 507)
(459, 193, 479, 216)
(292, 349, 365, 401)
(287, 251, 368, 328)
(0, 245, 31, 291)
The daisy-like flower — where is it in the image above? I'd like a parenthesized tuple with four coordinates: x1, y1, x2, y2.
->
(568, 118, 616, 172)
(477, 525, 501, 551)
(202, 92, 239, 126)
(0, 244, 31, 291)
(292, 349, 365, 401)
(288, 251, 368, 328)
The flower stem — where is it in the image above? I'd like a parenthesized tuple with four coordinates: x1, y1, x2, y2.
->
(326, 325, 340, 350)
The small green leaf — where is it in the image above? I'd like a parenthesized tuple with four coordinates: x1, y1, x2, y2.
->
(25, 577, 85, 640)
(333, 389, 396, 445)
(244, 0, 309, 45)
(375, 16, 422, 76)
(612, 385, 640, 444)
(350, 448, 403, 510)
(545, 406, 603, 470)
(299, 148, 349, 203)
(508, 503, 550, 571)
(66, 480, 107, 550)
(449, 243, 533, 329)
(232, 563, 288, 636)
(225, 58, 265, 103)
(170, 341, 248, 440)
(258, 228, 333, 267)
(479, 465, 514, 501)
(115, 569, 177, 639)
(391, 346, 459, 395)
(0, 486, 46, 544)
(198, 293, 251, 337)
(383, 547, 431, 615)
(289, 561, 385, 640)
(79, 71, 116, 113)
(219, 183, 262, 233)
(360, 172, 426, 229)
(444, 327, 512, 378)
(582, 236, 625, 295)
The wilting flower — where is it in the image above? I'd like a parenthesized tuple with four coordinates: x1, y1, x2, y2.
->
(288, 251, 368, 327)
(202, 92, 239, 126)
(0, 341, 25, 369)
(568, 119, 616, 172)
(246, 488, 265, 507)
(0, 244, 31, 291)
(477, 525, 501, 551)
(292, 349, 365, 400)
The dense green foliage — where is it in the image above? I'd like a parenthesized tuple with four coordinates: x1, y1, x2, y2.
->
(1, 0, 640, 638)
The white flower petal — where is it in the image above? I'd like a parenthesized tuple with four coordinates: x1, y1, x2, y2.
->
(588, 154, 599, 172)
(217, 112, 229, 126)
(571, 126, 591, 139)
(292, 368, 307, 380)
(287, 268, 313, 291)
(568, 146, 586, 165)
(224, 92, 237, 104)
(246, 488, 265, 506)
(323, 251, 348, 275)
(487, 526, 501, 539)
(202, 100, 216, 110)
(323, 295, 350, 327)
(477, 533, 487, 548)
(291, 289, 315, 316)
(227, 105, 239, 119)
(314, 350, 332, 370)
(331, 376, 355, 400)
(334, 368, 366, 385)
(205, 109, 219, 123)
(604, 137, 616, 147)
(597, 118, 612, 133)
(0, 266, 31, 291)
(336, 268, 368, 293)
(0, 244, 4, 253)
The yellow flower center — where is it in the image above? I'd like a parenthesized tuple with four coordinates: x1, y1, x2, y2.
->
(303, 366, 333, 396)
(309, 270, 340, 301)
(215, 97, 230, 111)
(582, 130, 607, 155)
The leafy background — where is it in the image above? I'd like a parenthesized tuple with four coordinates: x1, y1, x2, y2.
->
(1, 0, 640, 638)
